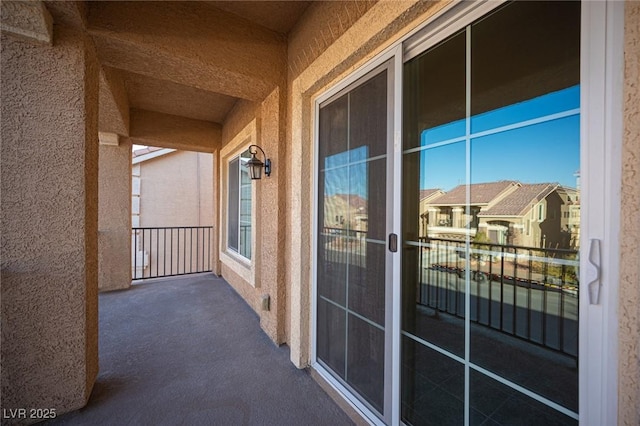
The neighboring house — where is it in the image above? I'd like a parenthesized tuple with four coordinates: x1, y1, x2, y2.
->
(323, 193, 368, 234)
(132, 147, 213, 228)
(477, 182, 573, 249)
(419, 188, 445, 237)
(422, 180, 580, 249)
(423, 181, 519, 240)
(131, 147, 213, 278)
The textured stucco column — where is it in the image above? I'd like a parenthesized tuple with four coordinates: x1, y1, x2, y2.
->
(1, 26, 99, 417)
(619, 1, 640, 424)
(258, 87, 287, 344)
(98, 138, 132, 292)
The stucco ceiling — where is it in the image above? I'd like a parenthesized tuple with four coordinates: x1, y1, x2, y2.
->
(205, 1, 312, 34)
(88, 1, 311, 135)
(121, 69, 238, 123)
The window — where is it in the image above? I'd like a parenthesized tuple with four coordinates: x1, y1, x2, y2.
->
(538, 203, 545, 221)
(228, 150, 252, 260)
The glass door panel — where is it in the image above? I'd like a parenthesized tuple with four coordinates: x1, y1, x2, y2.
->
(401, 2, 581, 425)
(317, 68, 389, 417)
(402, 27, 468, 426)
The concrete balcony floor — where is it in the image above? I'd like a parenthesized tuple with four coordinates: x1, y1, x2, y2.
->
(48, 274, 353, 426)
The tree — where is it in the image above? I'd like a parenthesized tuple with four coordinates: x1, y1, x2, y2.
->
(471, 231, 491, 262)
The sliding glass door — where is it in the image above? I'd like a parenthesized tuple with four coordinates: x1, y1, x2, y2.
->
(401, 2, 580, 425)
(316, 64, 393, 422)
(314, 1, 618, 424)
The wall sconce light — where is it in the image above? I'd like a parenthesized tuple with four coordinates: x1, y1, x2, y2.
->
(246, 145, 271, 180)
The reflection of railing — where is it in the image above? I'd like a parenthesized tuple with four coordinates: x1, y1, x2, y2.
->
(132, 227, 213, 280)
(417, 236, 579, 359)
(239, 224, 251, 258)
(320, 227, 579, 359)
(321, 227, 368, 268)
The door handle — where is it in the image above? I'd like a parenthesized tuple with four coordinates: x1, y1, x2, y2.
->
(389, 233, 398, 253)
(586, 238, 601, 305)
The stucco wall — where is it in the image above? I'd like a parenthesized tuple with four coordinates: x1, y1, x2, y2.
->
(0, 25, 99, 416)
(218, 119, 261, 322)
(619, 1, 640, 424)
(218, 80, 289, 344)
(287, 1, 377, 81)
(256, 87, 287, 343)
(221, 99, 257, 148)
(138, 151, 213, 227)
(98, 140, 132, 292)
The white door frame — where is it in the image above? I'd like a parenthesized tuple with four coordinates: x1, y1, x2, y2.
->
(312, 46, 401, 426)
(579, 1, 623, 424)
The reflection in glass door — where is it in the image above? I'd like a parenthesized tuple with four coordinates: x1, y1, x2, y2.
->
(401, 2, 581, 425)
(316, 66, 391, 420)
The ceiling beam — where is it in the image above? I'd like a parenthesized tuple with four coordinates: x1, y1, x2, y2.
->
(87, 1, 286, 102)
(129, 109, 221, 153)
(99, 66, 129, 136)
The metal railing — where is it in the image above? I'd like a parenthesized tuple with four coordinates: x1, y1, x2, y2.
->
(319, 227, 579, 359)
(132, 226, 213, 280)
(320, 227, 368, 268)
(417, 236, 579, 358)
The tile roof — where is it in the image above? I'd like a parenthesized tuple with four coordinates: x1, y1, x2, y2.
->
(420, 188, 444, 201)
(429, 181, 518, 206)
(478, 183, 558, 216)
(329, 194, 368, 213)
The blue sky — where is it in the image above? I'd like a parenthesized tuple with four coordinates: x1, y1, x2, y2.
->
(323, 146, 369, 197)
(420, 85, 580, 191)
(323, 85, 580, 198)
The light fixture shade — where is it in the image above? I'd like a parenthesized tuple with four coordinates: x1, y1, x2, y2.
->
(247, 153, 264, 180)
(245, 144, 271, 180)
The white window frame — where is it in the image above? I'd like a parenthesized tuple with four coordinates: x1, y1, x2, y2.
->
(310, 1, 623, 425)
(538, 203, 545, 222)
(227, 150, 252, 261)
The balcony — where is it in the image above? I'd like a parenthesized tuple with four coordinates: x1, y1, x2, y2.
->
(47, 274, 354, 425)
